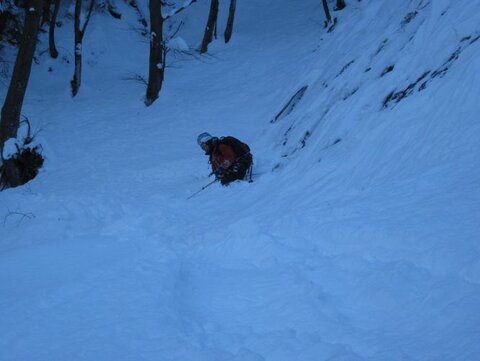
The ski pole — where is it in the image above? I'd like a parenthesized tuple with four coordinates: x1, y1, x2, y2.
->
(187, 179, 218, 200)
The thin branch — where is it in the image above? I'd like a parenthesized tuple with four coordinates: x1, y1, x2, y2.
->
(168, 20, 183, 40)
(122, 73, 147, 85)
(163, 0, 197, 20)
(3, 210, 36, 227)
(81, 0, 96, 36)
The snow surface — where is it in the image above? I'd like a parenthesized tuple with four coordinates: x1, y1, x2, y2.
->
(168, 37, 189, 52)
(2, 138, 19, 159)
(1, 0, 480, 360)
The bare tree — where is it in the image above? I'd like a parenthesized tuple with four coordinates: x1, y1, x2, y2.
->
(145, 0, 164, 105)
(0, 0, 45, 188)
(71, 0, 95, 97)
(322, 0, 331, 24)
(145, 0, 197, 106)
(49, 0, 60, 58)
(200, 0, 218, 54)
(0, 0, 44, 154)
(224, 0, 236, 43)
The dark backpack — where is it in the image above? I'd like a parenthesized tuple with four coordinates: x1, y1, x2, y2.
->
(219, 136, 251, 159)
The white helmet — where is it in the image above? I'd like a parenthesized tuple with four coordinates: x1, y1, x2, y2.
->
(197, 132, 213, 147)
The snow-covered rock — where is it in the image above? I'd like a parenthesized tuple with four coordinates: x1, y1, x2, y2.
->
(2, 138, 19, 159)
(168, 36, 189, 52)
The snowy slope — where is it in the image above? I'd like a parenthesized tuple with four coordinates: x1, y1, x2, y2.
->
(1, 0, 480, 360)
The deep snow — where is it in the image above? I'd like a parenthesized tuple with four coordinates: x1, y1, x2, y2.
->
(1, 0, 480, 360)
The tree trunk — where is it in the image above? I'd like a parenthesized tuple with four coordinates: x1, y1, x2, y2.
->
(336, 0, 346, 10)
(71, 0, 83, 96)
(49, 0, 60, 58)
(71, 0, 95, 97)
(322, 0, 331, 24)
(224, 0, 236, 43)
(200, 0, 218, 54)
(71, 44, 82, 96)
(0, 0, 44, 154)
(145, 0, 164, 106)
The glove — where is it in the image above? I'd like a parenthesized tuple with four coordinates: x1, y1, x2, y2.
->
(214, 169, 227, 180)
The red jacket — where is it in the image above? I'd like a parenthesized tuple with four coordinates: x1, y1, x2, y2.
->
(210, 143, 236, 172)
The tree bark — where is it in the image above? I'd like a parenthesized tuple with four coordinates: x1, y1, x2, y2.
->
(145, 0, 164, 105)
(224, 0, 236, 43)
(0, 0, 44, 154)
(49, 0, 60, 58)
(71, 0, 95, 97)
(71, 0, 83, 96)
(200, 0, 218, 54)
(322, 0, 331, 23)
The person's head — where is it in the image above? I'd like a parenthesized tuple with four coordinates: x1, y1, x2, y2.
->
(197, 132, 216, 153)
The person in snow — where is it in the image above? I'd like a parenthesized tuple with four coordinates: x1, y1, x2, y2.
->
(197, 132, 253, 185)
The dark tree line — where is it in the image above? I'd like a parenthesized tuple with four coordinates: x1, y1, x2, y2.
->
(0, 0, 348, 189)
(200, 0, 237, 54)
(146, 0, 239, 104)
(0, 0, 247, 188)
